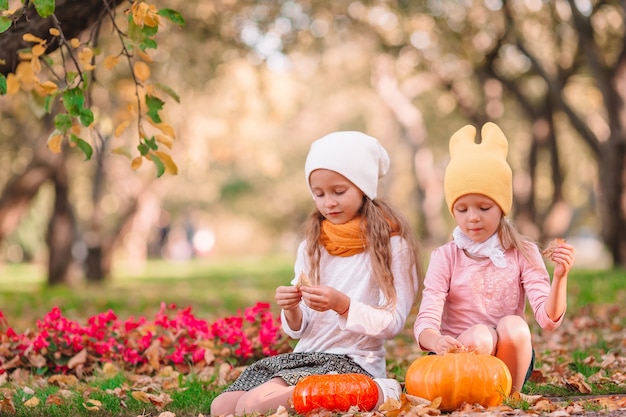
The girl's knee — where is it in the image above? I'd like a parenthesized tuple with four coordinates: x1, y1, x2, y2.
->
(458, 324, 496, 354)
(497, 315, 531, 343)
(210, 396, 231, 416)
(210, 391, 243, 416)
(234, 392, 259, 416)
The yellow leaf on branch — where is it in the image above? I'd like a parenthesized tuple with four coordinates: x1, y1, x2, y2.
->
(112, 147, 132, 159)
(6, 73, 20, 95)
(30, 57, 41, 75)
(15, 61, 36, 91)
(137, 50, 153, 63)
(148, 120, 176, 138)
(49, 28, 60, 36)
(31, 44, 46, 58)
(70, 38, 80, 48)
(155, 151, 178, 175)
(134, 61, 150, 83)
(78, 48, 96, 71)
(17, 50, 33, 60)
(104, 55, 120, 70)
(114, 120, 131, 137)
(39, 81, 58, 95)
(47, 132, 64, 153)
(156, 134, 173, 149)
(131, 156, 143, 170)
(22, 33, 45, 43)
(131, 1, 160, 27)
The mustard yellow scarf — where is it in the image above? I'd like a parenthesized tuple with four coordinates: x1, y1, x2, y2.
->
(319, 217, 400, 257)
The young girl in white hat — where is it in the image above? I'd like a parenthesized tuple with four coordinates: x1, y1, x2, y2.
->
(414, 122, 575, 393)
(210, 131, 423, 416)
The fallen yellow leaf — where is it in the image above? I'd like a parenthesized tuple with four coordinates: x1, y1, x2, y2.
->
(68, 349, 87, 369)
(23, 396, 40, 408)
(82, 399, 102, 411)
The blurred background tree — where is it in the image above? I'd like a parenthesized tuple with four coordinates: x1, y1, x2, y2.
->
(0, 0, 623, 286)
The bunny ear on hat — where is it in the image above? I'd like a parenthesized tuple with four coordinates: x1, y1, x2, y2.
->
(444, 122, 513, 215)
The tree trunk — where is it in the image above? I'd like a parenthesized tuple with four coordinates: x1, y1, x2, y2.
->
(45, 153, 76, 285)
(597, 140, 626, 267)
(372, 55, 448, 245)
(0, 146, 61, 242)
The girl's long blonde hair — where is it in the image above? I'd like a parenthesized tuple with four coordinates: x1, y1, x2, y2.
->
(497, 217, 542, 269)
(302, 197, 424, 309)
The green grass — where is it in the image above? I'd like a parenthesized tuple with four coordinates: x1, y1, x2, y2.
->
(0, 255, 294, 331)
(0, 260, 625, 416)
(4, 371, 217, 417)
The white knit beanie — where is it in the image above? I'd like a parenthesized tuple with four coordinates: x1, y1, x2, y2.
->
(305, 131, 390, 200)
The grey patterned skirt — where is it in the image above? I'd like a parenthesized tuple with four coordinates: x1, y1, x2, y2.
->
(224, 352, 373, 392)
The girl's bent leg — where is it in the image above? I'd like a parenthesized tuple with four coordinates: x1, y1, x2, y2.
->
(235, 377, 295, 416)
(456, 324, 497, 354)
(210, 390, 246, 416)
(495, 315, 532, 393)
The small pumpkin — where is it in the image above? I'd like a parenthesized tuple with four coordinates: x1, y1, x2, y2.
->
(292, 373, 379, 413)
(405, 351, 512, 412)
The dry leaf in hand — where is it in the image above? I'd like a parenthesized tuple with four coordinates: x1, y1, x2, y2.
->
(542, 238, 566, 261)
(296, 272, 312, 288)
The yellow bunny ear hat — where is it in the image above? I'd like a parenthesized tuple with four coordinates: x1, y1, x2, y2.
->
(444, 122, 513, 215)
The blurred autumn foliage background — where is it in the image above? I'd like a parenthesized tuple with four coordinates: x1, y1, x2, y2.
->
(1, 0, 625, 287)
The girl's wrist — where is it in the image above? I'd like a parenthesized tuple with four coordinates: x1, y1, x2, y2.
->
(337, 301, 350, 316)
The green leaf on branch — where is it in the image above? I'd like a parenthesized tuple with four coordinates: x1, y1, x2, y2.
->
(0, 15, 11, 34)
(66, 71, 79, 85)
(138, 143, 150, 156)
(145, 95, 164, 123)
(62, 88, 85, 116)
(140, 38, 157, 51)
(79, 107, 94, 127)
(155, 83, 180, 103)
(0, 74, 6, 95)
(158, 8, 185, 26)
(44, 93, 57, 113)
(144, 136, 158, 151)
(149, 153, 165, 178)
(32, 0, 55, 18)
(71, 135, 93, 161)
(54, 113, 72, 132)
(141, 24, 158, 38)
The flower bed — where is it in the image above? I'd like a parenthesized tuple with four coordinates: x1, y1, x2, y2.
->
(0, 302, 291, 376)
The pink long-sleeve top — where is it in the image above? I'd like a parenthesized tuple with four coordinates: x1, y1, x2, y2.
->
(414, 241, 563, 350)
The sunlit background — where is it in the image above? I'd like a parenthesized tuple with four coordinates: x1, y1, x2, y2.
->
(0, 0, 620, 288)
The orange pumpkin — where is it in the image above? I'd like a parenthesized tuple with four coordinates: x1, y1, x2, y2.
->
(405, 352, 512, 411)
(292, 373, 379, 413)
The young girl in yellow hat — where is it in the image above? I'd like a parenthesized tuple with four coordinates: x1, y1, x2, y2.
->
(414, 122, 575, 393)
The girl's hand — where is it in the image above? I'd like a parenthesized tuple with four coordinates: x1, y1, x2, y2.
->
(435, 335, 464, 355)
(300, 285, 348, 314)
(552, 241, 575, 279)
(275, 285, 302, 311)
